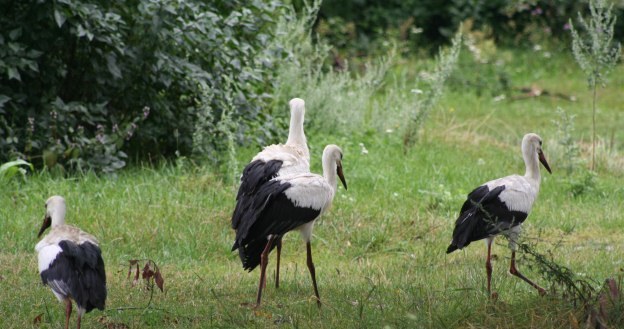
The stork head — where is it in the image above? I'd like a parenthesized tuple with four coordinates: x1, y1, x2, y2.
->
(289, 98, 305, 116)
(522, 133, 551, 174)
(38, 196, 67, 237)
(323, 144, 347, 190)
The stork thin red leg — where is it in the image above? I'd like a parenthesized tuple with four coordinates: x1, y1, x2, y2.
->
(509, 250, 546, 296)
(485, 238, 493, 296)
(306, 242, 321, 307)
(256, 236, 277, 308)
(77, 312, 82, 329)
(64, 299, 72, 329)
(275, 238, 282, 288)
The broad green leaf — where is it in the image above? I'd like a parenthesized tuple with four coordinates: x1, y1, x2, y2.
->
(0, 159, 33, 180)
(54, 10, 66, 28)
(7, 67, 21, 81)
(0, 95, 10, 107)
(106, 53, 122, 79)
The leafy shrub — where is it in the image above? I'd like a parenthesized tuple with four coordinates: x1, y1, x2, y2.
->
(318, 0, 623, 55)
(568, 170, 598, 198)
(569, 0, 621, 171)
(0, 0, 283, 172)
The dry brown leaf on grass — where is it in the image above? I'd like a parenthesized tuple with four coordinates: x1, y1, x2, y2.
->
(127, 259, 164, 292)
(33, 313, 43, 325)
(154, 270, 164, 292)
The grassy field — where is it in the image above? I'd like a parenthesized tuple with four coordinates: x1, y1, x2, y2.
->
(1, 49, 623, 328)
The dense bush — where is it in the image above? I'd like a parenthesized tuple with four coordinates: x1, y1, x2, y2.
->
(0, 0, 282, 172)
(318, 0, 623, 54)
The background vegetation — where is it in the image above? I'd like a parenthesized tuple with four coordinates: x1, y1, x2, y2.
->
(1, 0, 623, 328)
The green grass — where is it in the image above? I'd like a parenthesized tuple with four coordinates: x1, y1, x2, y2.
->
(1, 48, 623, 328)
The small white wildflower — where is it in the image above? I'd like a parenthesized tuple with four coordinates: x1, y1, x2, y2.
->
(359, 143, 369, 155)
(477, 158, 486, 166)
(385, 128, 394, 134)
(543, 51, 551, 58)
(393, 192, 399, 198)
(493, 94, 506, 102)
(533, 44, 542, 51)
(410, 89, 423, 94)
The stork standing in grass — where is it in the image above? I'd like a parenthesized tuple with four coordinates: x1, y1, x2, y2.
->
(35, 196, 106, 329)
(446, 133, 551, 297)
(232, 98, 309, 288)
(232, 144, 347, 308)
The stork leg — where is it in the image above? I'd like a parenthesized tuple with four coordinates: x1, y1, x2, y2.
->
(485, 237, 494, 297)
(306, 242, 321, 307)
(64, 299, 72, 329)
(76, 312, 82, 329)
(256, 236, 277, 308)
(275, 237, 282, 288)
(509, 250, 546, 296)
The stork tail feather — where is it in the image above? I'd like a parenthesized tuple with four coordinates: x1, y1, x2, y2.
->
(239, 238, 278, 272)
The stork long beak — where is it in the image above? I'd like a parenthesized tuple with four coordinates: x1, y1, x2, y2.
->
(538, 150, 552, 174)
(38, 215, 52, 238)
(337, 163, 347, 190)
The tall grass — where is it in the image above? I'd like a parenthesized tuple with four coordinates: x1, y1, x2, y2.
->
(270, 0, 392, 135)
(551, 107, 582, 175)
(402, 30, 462, 150)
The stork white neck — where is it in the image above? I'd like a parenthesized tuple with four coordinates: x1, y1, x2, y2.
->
(522, 137, 541, 183)
(46, 196, 67, 227)
(286, 98, 307, 148)
(321, 146, 342, 194)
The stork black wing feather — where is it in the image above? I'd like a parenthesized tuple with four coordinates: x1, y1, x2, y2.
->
(232, 159, 283, 230)
(40, 240, 107, 312)
(447, 185, 519, 253)
(232, 179, 321, 271)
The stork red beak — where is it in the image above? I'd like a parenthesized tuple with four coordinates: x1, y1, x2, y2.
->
(337, 163, 347, 190)
(538, 150, 552, 174)
(38, 215, 52, 238)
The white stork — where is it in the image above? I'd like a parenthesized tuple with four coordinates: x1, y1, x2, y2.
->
(446, 133, 552, 296)
(35, 196, 107, 329)
(232, 144, 347, 308)
(232, 98, 309, 288)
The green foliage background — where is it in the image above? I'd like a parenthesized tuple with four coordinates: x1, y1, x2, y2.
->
(1, 0, 622, 173)
(0, 0, 283, 172)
